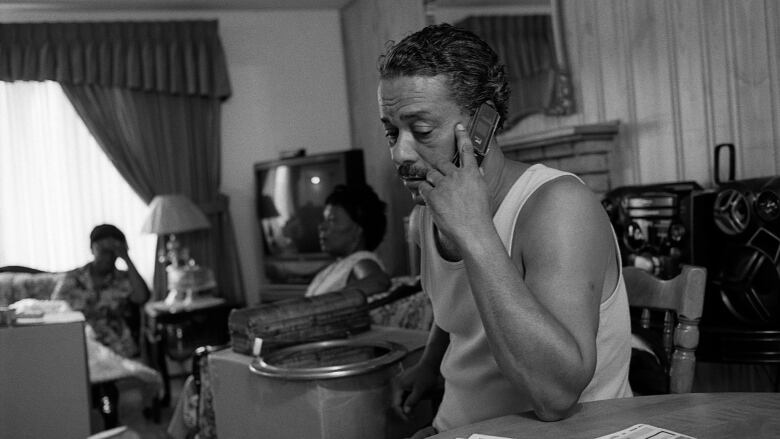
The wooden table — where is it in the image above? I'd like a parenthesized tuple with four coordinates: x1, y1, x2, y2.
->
(430, 393, 780, 439)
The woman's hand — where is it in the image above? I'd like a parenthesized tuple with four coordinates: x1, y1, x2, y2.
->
(109, 238, 130, 262)
(417, 123, 493, 245)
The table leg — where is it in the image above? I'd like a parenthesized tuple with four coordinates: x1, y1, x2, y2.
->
(146, 321, 172, 407)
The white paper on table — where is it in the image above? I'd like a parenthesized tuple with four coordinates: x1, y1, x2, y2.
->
(457, 435, 514, 439)
(593, 423, 695, 439)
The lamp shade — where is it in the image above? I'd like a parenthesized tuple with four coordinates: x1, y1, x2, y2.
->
(141, 194, 211, 235)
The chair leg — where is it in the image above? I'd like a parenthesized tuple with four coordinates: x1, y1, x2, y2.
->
(142, 396, 162, 423)
(93, 382, 120, 429)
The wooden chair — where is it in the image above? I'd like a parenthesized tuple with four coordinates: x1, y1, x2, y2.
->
(623, 264, 707, 393)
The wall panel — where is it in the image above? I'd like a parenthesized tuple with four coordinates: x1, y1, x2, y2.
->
(341, 0, 426, 276)
(501, 0, 780, 189)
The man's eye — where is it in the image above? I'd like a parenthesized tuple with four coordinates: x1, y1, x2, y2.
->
(385, 131, 398, 145)
(412, 127, 433, 140)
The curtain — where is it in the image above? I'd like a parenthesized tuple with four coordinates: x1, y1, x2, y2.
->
(0, 80, 156, 280)
(61, 85, 244, 305)
(0, 20, 244, 305)
(455, 15, 575, 126)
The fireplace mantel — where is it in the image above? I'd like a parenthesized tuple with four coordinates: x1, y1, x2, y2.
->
(497, 120, 621, 196)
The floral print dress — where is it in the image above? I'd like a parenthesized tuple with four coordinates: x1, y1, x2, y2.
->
(52, 263, 138, 358)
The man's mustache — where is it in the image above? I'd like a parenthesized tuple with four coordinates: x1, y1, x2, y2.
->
(397, 162, 428, 180)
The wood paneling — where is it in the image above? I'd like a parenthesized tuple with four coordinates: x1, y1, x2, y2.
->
(500, 0, 780, 188)
(341, 0, 425, 276)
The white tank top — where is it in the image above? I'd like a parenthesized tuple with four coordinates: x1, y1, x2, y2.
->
(304, 250, 384, 297)
(418, 164, 633, 431)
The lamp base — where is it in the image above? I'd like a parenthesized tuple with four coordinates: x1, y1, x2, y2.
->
(163, 289, 193, 309)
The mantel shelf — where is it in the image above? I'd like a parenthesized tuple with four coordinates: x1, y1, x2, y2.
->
(497, 120, 622, 196)
(498, 120, 620, 151)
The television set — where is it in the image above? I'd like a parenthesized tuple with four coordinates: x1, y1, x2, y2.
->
(255, 149, 366, 284)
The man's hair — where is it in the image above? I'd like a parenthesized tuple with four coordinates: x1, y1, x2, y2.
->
(90, 224, 126, 244)
(325, 184, 387, 251)
(378, 23, 510, 129)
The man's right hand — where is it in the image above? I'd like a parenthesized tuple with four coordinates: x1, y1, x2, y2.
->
(391, 360, 441, 420)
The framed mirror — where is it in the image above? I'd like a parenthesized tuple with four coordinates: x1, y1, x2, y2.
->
(426, 0, 575, 129)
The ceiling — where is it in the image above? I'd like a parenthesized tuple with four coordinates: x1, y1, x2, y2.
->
(0, 0, 545, 12)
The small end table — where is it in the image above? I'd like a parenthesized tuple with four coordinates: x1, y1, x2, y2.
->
(144, 296, 233, 406)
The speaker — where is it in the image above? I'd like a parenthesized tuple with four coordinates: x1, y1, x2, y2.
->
(694, 176, 780, 363)
(702, 177, 780, 328)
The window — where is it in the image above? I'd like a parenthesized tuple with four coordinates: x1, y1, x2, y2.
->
(0, 80, 155, 284)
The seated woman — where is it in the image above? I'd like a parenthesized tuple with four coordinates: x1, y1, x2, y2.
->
(168, 183, 392, 439)
(305, 183, 391, 297)
(53, 224, 150, 356)
(52, 224, 160, 426)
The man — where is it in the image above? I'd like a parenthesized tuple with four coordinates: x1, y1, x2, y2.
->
(377, 24, 632, 436)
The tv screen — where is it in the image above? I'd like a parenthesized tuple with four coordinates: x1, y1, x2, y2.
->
(255, 150, 365, 284)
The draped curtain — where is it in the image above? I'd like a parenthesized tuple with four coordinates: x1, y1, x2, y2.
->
(455, 15, 575, 127)
(0, 20, 244, 305)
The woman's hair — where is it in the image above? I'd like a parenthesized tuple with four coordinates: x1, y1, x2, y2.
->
(90, 224, 126, 244)
(377, 23, 510, 129)
(325, 184, 387, 251)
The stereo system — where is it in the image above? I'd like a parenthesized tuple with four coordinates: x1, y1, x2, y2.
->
(603, 144, 780, 363)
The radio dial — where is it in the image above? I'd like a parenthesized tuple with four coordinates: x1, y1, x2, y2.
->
(756, 190, 780, 223)
(713, 188, 752, 235)
(668, 223, 686, 242)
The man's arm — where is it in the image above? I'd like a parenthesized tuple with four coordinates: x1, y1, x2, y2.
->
(391, 324, 449, 418)
(459, 178, 612, 421)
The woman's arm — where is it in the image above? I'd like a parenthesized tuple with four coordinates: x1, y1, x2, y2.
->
(346, 259, 391, 296)
(114, 240, 151, 304)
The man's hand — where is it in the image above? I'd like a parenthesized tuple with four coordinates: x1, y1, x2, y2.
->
(391, 360, 441, 421)
(417, 123, 492, 244)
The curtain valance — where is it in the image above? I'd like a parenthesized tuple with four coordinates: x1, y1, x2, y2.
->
(0, 20, 231, 99)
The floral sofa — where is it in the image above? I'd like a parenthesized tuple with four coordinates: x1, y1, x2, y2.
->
(0, 269, 65, 306)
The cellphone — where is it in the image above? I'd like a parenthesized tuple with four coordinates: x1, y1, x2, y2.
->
(453, 102, 501, 166)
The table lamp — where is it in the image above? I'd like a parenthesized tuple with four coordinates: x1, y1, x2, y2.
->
(141, 194, 212, 306)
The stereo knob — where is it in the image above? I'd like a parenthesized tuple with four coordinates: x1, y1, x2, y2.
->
(668, 222, 686, 242)
(713, 188, 752, 235)
(624, 221, 647, 252)
(756, 190, 780, 223)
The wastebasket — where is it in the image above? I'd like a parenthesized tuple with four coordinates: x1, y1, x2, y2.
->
(245, 339, 408, 439)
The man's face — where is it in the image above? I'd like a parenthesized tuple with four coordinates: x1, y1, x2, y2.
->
(378, 74, 468, 204)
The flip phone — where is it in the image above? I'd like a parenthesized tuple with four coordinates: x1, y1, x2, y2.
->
(453, 102, 501, 166)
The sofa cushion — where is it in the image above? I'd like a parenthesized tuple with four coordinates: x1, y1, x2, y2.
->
(0, 272, 65, 306)
(369, 276, 433, 331)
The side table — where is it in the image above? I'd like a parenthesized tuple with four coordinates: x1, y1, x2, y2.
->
(144, 297, 234, 406)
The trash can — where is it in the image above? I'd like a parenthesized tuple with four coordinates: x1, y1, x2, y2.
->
(210, 327, 432, 439)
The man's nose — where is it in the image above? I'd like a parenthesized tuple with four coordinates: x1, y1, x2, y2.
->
(390, 132, 418, 164)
